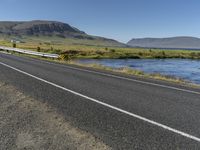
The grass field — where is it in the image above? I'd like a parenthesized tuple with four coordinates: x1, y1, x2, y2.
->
(1, 35, 200, 60)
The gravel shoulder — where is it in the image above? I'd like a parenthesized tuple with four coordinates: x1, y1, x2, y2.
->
(0, 81, 111, 150)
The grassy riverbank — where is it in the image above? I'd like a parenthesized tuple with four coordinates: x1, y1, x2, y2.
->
(69, 62, 190, 84)
(63, 48, 200, 60)
(1, 39, 200, 60)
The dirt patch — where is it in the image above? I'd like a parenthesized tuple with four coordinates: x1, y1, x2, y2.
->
(0, 82, 111, 150)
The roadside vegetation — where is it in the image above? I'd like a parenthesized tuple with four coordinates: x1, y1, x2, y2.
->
(1, 37, 200, 87)
(1, 38, 200, 60)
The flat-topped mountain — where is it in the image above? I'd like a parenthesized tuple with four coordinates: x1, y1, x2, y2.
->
(0, 20, 125, 47)
(127, 37, 200, 49)
(0, 20, 85, 35)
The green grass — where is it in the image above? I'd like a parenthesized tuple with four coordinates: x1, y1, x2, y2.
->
(59, 47, 200, 60)
(1, 35, 200, 60)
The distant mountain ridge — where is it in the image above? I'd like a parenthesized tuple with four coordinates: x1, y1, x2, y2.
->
(0, 20, 125, 47)
(127, 37, 200, 49)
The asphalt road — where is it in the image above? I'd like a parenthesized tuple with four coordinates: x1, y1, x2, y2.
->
(1, 52, 200, 149)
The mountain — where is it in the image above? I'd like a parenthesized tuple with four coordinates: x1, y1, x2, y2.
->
(0, 20, 125, 47)
(0, 20, 85, 35)
(127, 37, 200, 49)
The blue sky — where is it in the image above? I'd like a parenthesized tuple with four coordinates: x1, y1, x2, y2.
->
(0, 0, 200, 42)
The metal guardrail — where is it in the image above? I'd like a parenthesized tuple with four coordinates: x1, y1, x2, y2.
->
(0, 46, 59, 58)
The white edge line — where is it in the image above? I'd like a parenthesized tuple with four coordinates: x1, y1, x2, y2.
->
(0, 61, 200, 143)
(16, 54, 200, 95)
(62, 65, 200, 95)
(2, 52, 200, 95)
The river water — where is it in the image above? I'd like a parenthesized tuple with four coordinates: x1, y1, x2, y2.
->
(77, 59, 200, 84)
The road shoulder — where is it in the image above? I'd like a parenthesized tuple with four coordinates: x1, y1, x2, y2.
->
(0, 81, 111, 150)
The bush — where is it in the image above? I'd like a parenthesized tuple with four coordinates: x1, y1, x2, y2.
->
(138, 52, 143, 56)
(109, 49, 116, 53)
(37, 46, 41, 52)
(162, 51, 166, 56)
(12, 43, 16, 48)
(96, 50, 104, 55)
(59, 54, 71, 61)
(63, 50, 80, 55)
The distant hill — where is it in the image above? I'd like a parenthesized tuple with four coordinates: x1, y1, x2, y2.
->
(127, 37, 200, 49)
(0, 20, 125, 47)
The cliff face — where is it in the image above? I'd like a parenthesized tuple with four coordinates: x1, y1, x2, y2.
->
(0, 20, 126, 47)
(0, 20, 85, 36)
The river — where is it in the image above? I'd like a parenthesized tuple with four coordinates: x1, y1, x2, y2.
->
(76, 59, 200, 84)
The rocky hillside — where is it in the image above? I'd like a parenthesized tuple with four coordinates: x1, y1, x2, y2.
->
(127, 37, 200, 49)
(0, 20, 84, 36)
(0, 20, 125, 47)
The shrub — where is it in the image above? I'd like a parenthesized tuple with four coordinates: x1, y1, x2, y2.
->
(96, 50, 104, 55)
(138, 52, 143, 56)
(109, 49, 116, 53)
(162, 51, 166, 56)
(37, 46, 41, 52)
(59, 54, 71, 61)
(12, 43, 16, 48)
(63, 50, 80, 55)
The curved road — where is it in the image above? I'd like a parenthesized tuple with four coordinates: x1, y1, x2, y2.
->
(1, 52, 200, 149)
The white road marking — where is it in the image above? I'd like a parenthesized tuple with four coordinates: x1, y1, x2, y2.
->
(14, 53, 200, 95)
(1, 61, 200, 143)
(2, 52, 200, 95)
(58, 64, 200, 95)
